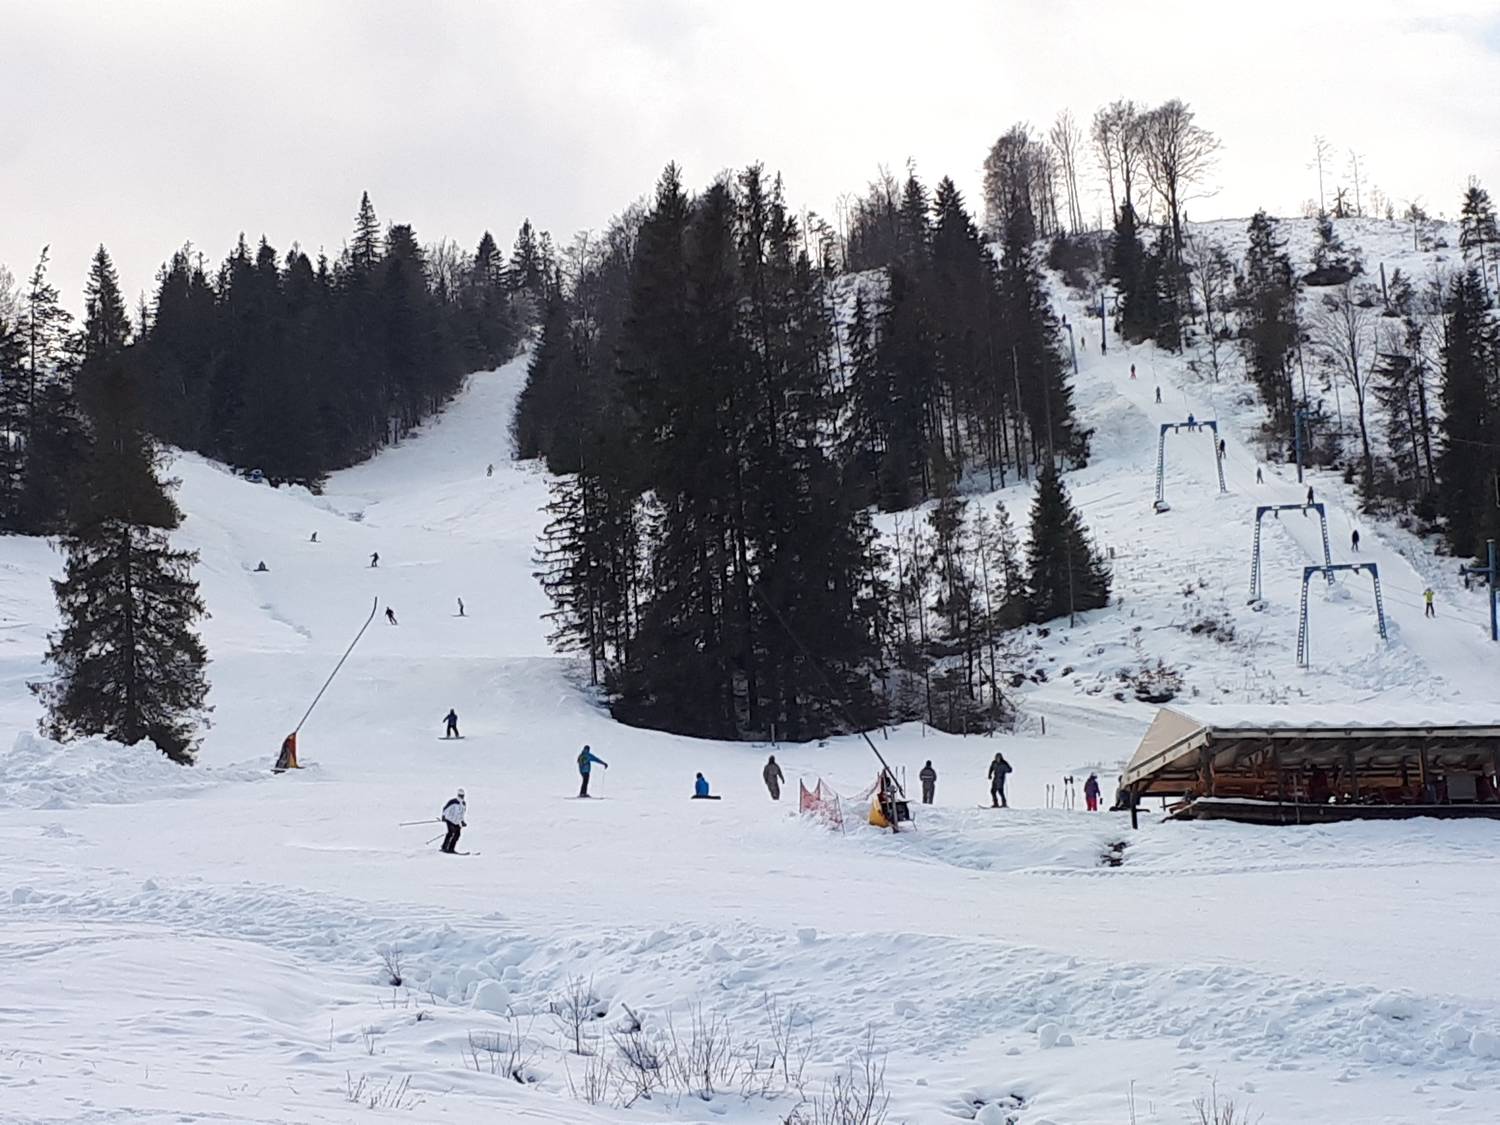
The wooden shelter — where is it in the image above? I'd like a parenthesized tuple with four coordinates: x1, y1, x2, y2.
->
(1121, 706, 1500, 825)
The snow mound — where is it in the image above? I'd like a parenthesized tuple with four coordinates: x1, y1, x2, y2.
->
(0, 730, 264, 809)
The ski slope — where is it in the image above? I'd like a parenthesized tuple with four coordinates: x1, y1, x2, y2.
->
(3, 221, 1500, 1123)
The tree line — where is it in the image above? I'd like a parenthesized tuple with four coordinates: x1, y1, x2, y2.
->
(519, 164, 1110, 742)
(0, 194, 549, 762)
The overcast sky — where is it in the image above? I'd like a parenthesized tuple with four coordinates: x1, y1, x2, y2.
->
(4, 0, 1498, 311)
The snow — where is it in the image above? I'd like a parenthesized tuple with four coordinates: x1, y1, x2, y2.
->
(2, 218, 1499, 1122)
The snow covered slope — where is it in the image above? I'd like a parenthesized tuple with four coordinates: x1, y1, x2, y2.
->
(3, 218, 1500, 1122)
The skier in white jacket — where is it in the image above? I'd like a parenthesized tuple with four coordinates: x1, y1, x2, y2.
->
(440, 789, 467, 853)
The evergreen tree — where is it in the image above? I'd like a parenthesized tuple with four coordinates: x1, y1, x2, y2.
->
(1436, 268, 1500, 557)
(1237, 211, 1300, 437)
(1305, 210, 1362, 286)
(1110, 202, 1152, 341)
(79, 245, 132, 367)
(0, 286, 24, 528)
(1459, 182, 1498, 300)
(350, 191, 383, 273)
(34, 360, 210, 763)
(17, 248, 85, 533)
(1025, 462, 1111, 624)
(998, 214, 1088, 468)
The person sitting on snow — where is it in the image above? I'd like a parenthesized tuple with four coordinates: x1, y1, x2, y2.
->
(693, 772, 712, 799)
(440, 789, 467, 853)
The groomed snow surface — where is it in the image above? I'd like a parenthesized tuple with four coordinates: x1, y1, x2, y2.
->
(4, 218, 1500, 1122)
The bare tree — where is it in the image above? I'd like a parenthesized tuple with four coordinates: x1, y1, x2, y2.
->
(1312, 282, 1377, 490)
(1346, 149, 1366, 217)
(1310, 135, 1335, 213)
(1185, 229, 1235, 380)
(1049, 110, 1085, 233)
(0, 263, 18, 327)
(1138, 99, 1220, 260)
(1091, 100, 1143, 223)
(982, 123, 1059, 239)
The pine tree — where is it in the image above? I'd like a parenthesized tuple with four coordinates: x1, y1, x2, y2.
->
(1237, 211, 1299, 436)
(1110, 202, 1152, 341)
(998, 214, 1088, 469)
(79, 245, 132, 367)
(17, 248, 84, 533)
(1025, 462, 1111, 624)
(350, 191, 383, 273)
(1436, 268, 1500, 557)
(0, 289, 24, 529)
(1305, 211, 1362, 286)
(1459, 182, 1498, 300)
(34, 360, 210, 763)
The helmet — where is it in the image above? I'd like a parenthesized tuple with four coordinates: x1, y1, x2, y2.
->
(457, 788, 465, 799)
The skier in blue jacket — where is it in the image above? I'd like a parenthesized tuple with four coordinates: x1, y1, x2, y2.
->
(577, 745, 608, 797)
(693, 772, 712, 798)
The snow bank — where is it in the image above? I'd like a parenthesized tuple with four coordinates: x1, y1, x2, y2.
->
(0, 730, 264, 809)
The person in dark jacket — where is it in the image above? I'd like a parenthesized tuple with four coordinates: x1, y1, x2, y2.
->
(577, 745, 608, 797)
(919, 760, 937, 804)
(385, 606, 398, 626)
(443, 709, 460, 739)
(763, 755, 784, 800)
(1306, 485, 1315, 505)
(370, 552, 379, 568)
(987, 753, 1012, 808)
(440, 789, 466, 853)
(1351, 529, 1360, 552)
(1084, 772, 1102, 812)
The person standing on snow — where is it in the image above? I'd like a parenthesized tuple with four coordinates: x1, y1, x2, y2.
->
(443, 709, 460, 739)
(1351, 529, 1361, 552)
(1130, 363, 1137, 379)
(385, 606, 398, 626)
(1256, 466, 1264, 484)
(577, 745, 608, 797)
(1084, 773, 1102, 812)
(457, 597, 466, 617)
(1154, 386, 1162, 404)
(987, 752, 1013, 808)
(763, 755, 784, 800)
(919, 760, 937, 804)
(370, 552, 379, 568)
(1424, 588, 1436, 618)
(440, 789, 466, 853)
(1306, 485, 1315, 505)
(486, 464, 494, 477)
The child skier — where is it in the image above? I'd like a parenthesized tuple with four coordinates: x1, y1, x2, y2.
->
(1084, 773, 1102, 812)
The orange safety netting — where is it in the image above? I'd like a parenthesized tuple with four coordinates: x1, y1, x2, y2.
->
(798, 778, 844, 831)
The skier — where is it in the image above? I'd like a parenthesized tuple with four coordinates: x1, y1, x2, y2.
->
(1256, 466, 1264, 484)
(1084, 772, 1102, 812)
(310, 531, 318, 543)
(1306, 486, 1315, 505)
(987, 752, 1013, 808)
(440, 789, 466, 853)
(577, 744, 608, 797)
(762, 755, 784, 800)
(370, 552, 380, 568)
(919, 760, 937, 805)
(1129, 362, 1137, 379)
(693, 772, 713, 799)
(1424, 588, 1436, 618)
(443, 709, 460, 739)
(1154, 386, 1161, 404)
(1351, 529, 1361, 552)
(457, 597, 466, 617)
(1186, 412, 1196, 430)
(254, 561, 268, 572)
(385, 606, 398, 626)
(486, 464, 494, 478)
(1217, 438, 1226, 458)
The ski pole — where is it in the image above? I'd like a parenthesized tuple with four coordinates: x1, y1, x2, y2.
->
(399, 819, 438, 827)
(424, 833, 445, 845)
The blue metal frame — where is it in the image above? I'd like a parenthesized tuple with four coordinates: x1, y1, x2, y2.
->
(1249, 503, 1333, 602)
(1154, 419, 1228, 509)
(1296, 563, 1388, 666)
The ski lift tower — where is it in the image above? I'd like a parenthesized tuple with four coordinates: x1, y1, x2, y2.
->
(1154, 419, 1228, 513)
(1249, 503, 1334, 603)
(1296, 563, 1389, 666)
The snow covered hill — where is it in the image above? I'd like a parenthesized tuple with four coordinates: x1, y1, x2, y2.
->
(2, 217, 1500, 1123)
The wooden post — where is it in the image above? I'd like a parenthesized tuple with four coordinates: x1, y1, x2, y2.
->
(1418, 745, 1429, 803)
(1345, 748, 1358, 803)
(1273, 746, 1285, 823)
